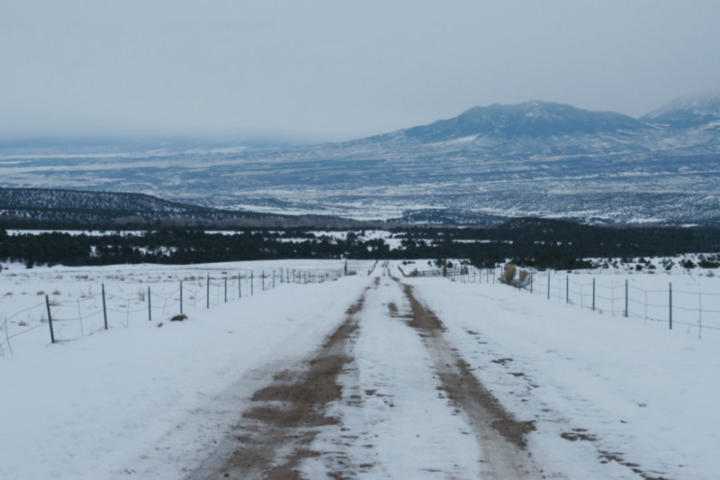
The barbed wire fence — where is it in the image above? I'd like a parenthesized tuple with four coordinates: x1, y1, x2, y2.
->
(437, 265, 719, 339)
(0, 264, 354, 356)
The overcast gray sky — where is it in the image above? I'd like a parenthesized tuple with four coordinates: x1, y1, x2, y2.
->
(1, 0, 719, 142)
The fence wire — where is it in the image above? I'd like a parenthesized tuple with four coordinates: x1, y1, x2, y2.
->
(0, 266, 350, 355)
(443, 266, 720, 338)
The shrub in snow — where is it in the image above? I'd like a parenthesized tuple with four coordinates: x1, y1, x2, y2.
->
(517, 269, 531, 288)
(500, 264, 517, 286)
(170, 314, 187, 322)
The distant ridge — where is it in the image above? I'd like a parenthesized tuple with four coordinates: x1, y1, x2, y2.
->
(0, 187, 367, 229)
(402, 101, 646, 141)
(642, 91, 720, 128)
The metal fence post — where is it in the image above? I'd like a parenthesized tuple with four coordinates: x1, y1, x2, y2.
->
(238, 274, 242, 299)
(262, 271, 265, 291)
(547, 271, 551, 300)
(698, 293, 703, 340)
(624, 279, 628, 318)
(251, 271, 254, 295)
(669, 282, 673, 330)
(566, 275, 569, 303)
(180, 280, 183, 315)
(45, 295, 55, 344)
(101, 283, 108, 330)
(148, 286, 152, 321)
(206, 275, 210, 309)
(592, 278, 596, 311)
(530, 271, 533, 293)
(224, 277, 227, 303)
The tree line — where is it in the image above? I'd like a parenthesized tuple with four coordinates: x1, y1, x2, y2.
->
(2, 218, 720, 269)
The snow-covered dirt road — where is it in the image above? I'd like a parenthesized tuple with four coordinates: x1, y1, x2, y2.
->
(2, 259, 717, 479)
(191, 265, 538, 479)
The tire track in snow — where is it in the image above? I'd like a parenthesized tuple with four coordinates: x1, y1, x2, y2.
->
(395, 273, 544, 479)
(188, 266, 541, 479)
(303, 266, 485, 479)
(185, 282, 373, 480)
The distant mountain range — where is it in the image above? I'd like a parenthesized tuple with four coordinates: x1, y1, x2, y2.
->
(2, 93, 720, 226)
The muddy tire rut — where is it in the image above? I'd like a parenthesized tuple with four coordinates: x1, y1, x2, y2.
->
(397, 279, 542, 479)
(186, 288, 370, 480)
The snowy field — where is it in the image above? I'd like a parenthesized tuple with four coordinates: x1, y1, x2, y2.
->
(418, 274, 720, 479)
(0, 258, 717, 479)
(0, 259, 372, 354)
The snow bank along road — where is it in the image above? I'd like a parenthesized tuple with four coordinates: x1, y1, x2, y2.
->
(2, 261, 715, 478)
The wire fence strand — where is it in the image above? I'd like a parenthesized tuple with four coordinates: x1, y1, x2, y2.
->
(0, 265, 350, 356)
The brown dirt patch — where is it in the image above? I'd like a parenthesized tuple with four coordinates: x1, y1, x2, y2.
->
(440, 357, 536, 449)
(402, 284, 445, 332)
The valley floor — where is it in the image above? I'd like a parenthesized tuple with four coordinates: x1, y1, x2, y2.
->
(0, 260, 717, 479)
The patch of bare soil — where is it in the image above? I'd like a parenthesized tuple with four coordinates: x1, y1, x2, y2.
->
(400, 282, 541, 478)
(186, 284, 373, 480)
